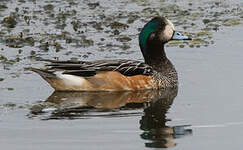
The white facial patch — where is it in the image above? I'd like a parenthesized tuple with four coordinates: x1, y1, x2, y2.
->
(166, 19, 175, 30)
(160, 18, 175, 42)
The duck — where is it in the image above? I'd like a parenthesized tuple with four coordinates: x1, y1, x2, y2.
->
(29, 17, 191, 91)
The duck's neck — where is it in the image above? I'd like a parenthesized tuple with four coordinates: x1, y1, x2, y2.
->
(143, 44, 178, 88)
(143, 44, 172, 72)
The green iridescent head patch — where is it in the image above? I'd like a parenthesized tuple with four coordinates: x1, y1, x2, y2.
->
(139, 19, 160, 57)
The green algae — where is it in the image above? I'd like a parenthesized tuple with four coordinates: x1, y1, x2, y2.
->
(0, 4, 7, 10)
(167, 40, 181, 47)
(7, 88, 14, 91)
(43, 4, 54, 11)
(109, 21, 129, 29)
(3, 102, 16, 107)
(80, 35, 94, 47)
(5, 34, 35, 48)
(116, 35, 132, 42)
(2, 15, 17, 28)
(223, 19, 242, 26)
(196, 31, 212, 36)
(0, 54, 19, 65)
(87, 2, 100, 9)
(202, 19, 211, 24)
(92, 22, 103, 31)
(127, 15, 139, 24)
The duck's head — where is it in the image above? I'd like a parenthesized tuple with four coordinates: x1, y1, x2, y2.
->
(139, 17, 191, 59)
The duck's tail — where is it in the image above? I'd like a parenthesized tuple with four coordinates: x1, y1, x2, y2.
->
(26, 67, 66, 91)
(26, 67, 88, 91)
(26, 67, 56, 79)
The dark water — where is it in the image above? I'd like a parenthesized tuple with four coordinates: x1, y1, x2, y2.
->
(0, 0, 243, 149)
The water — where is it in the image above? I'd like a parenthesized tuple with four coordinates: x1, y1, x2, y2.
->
(0, 0, 243, 149)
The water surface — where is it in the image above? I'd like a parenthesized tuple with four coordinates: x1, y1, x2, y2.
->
(0, 0, 243, 149)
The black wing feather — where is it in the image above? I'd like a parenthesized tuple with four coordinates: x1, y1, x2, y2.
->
(44, 59, 153, 77)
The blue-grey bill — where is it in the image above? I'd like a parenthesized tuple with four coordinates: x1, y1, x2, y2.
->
(172, 31, 192, 40)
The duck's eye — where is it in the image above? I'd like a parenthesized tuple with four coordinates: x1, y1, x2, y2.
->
(158, 26, 163, 30)
(176, 32, 181, 36)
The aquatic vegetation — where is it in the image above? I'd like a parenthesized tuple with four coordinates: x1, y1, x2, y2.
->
(1, 15, 17, 28)
(87, 2, 100, 9)
(43, 4, 54, 11)
(0, 4, 8, 10)
(7, 88, 14, 91)
(116, 35, 132, 42)
(5, 34, 34, 48)
(80, 35, 94, 47)
(127, 15, 139, 24)
(109, 21, 129, 29)
(223, 19, 242, 26)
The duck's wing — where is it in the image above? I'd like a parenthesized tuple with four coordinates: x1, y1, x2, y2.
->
(43, 59, 153, 77)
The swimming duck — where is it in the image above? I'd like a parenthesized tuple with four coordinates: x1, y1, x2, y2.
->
(29, 17, 191, 91)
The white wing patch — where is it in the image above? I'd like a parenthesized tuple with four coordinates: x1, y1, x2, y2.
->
(55, 71, 85, 86)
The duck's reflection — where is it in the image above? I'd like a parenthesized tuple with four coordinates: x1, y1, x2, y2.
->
(140, 88, 192, 148)
(30, 88, 192, 148)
